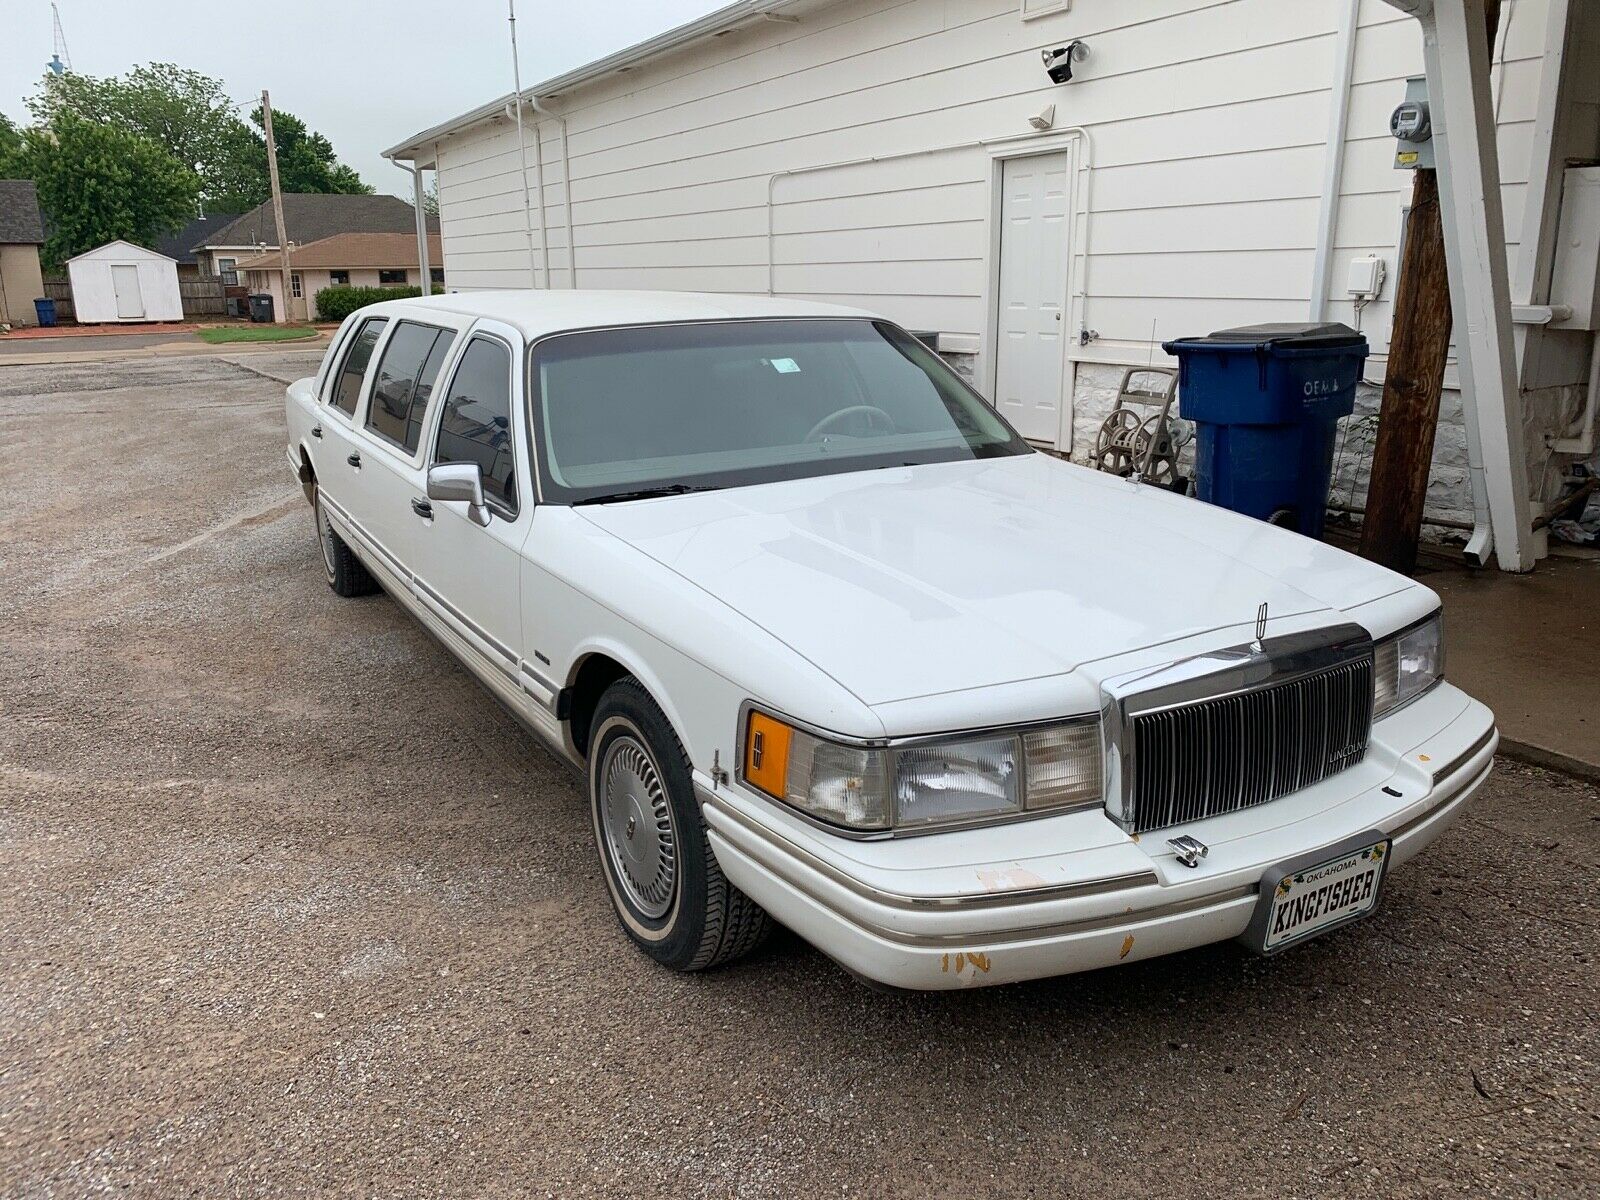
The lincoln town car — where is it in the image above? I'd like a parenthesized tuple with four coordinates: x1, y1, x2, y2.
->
(283, 291, 1496, 989)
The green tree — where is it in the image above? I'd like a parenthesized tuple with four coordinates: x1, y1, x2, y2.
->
(28, 63, 241, 205)
(27, 64, 372, 211)
(221, 105, 374, 204)
(16, 111, 199, 268)
(0, 112, 22, 176)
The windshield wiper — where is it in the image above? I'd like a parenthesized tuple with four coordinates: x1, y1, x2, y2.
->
(571, 483, 723, 506)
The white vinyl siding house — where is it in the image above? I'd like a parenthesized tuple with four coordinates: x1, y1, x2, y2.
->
(391, 0, 1597, 536)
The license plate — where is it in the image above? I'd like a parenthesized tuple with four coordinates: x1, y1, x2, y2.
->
(1244, 835, 1390, 954)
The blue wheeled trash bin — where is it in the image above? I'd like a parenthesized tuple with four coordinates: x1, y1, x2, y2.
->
(33, 297, 57, 327)
(1161, 322, 1368, 539)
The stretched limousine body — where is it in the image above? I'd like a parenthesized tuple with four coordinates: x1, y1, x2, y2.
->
(284, 291, 1496, 989)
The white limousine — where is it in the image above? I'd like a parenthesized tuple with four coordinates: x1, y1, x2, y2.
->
(284, 291, 1496, 990)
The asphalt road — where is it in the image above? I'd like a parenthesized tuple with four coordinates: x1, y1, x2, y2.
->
(0, 354, 1595, 1198)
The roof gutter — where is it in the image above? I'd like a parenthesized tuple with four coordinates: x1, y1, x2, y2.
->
(381, 0, 798, 161)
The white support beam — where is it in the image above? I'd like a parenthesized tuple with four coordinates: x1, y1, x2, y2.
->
(1389, 0, 1536, 571)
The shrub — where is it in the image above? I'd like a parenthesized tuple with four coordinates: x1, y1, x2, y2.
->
(313, 284, 422, 322)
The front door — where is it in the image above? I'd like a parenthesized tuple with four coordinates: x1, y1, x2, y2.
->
(994, 151, 1071, 444)
(410, 325, 531, 692)
(111, 265, 145, 319)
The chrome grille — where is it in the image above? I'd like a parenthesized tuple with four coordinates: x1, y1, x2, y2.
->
(1126, 655, 1373, 834)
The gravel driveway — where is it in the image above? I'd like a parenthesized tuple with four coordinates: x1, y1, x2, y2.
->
(0, 355, 1595, 1198)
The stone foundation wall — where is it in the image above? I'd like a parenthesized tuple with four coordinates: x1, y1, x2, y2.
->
(1066, 362, 1480, 531)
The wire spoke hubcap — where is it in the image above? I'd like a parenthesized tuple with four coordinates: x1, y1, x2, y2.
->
(315, 499, 337, 577)
(599, 736, 677, 919)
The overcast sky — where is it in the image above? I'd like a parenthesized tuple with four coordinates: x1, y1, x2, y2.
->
(1, 0, 723, 200)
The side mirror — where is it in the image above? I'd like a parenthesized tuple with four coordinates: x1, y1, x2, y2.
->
(426, 462, 492, 527)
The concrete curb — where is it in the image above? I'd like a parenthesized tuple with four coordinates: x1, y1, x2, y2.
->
(1495, 737, 1600, 787)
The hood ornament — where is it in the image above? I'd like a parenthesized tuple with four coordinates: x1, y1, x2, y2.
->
(1252, 602, 1269, 653)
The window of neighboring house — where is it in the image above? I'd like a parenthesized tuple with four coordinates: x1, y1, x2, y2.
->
(329, 317, 389, 415)
(434, 336, 517, 514)
(329, 270, 350, 286)
(366, 321, 457, 454)
(217, 257, 237, 285)
(291, 273, 303, 299)
(430, 268, 445, 285)
(378, 268, 408, 285)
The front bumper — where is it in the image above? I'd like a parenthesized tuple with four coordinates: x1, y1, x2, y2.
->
(700, 683, 1496, 989)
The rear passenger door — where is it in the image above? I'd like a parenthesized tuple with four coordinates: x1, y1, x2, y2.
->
(315, 314, 389, 566)
(348, 318, 460, 582)
(410, 322, 532, 689)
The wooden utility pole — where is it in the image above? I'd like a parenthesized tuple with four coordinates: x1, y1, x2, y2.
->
(1359, 0, 1500, 573)
(260, 90, 292, 324)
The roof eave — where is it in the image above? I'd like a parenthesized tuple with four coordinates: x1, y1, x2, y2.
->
(382, 0, 797, 160)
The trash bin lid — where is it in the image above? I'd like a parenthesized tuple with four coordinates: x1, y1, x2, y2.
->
(1168, 322, 1365, 352)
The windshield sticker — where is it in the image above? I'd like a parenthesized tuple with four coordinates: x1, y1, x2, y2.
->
(768, 357, 801, 374)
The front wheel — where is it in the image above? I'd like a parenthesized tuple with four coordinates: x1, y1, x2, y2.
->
(589, 678, 769, 972)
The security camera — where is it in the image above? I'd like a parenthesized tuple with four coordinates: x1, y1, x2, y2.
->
(1042, 40, 1089, 85)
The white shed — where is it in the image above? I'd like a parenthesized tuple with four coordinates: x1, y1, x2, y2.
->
(66, 240, 183, 323)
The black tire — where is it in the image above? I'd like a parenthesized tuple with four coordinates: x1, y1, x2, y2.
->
(589, 678, 769, 972)
(314, 487, 377, 598)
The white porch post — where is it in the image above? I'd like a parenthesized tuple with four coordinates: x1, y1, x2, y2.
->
(1387, 0, 1535, 570)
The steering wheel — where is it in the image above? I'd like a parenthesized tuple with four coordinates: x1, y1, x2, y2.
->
(804, 405, 897, 443)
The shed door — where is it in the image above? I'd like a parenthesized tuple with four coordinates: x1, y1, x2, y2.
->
(994, 152, 1071, 443)
(111, 265, 145, 319)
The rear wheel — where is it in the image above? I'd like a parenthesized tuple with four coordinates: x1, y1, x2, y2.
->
(589, 678, 769, 971)
(314, 488, 376, 598)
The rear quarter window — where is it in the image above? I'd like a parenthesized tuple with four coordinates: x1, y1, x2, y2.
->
(329, 316, 389, 416)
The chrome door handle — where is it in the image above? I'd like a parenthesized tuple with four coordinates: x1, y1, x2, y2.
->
(410, 497, 433, 519)
(346, 452, 361, 468)
(310, 425, 322, 439)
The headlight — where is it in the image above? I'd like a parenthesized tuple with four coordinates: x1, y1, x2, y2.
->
(741, 710, 1102, 834)
(1373, 612, 1444, 718)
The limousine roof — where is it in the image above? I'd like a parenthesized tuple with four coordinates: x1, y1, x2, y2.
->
(369, 290, 877, 340)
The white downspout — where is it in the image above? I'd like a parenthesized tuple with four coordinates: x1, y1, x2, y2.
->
(531, 97, 578, 287)
(1309, 0, 1361, 322)
(392, 159, 432, 298)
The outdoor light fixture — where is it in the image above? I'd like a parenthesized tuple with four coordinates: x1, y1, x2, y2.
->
(1042, 40, 1089, 85)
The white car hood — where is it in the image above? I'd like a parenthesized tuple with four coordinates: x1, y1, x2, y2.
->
(576, 454, 1410, 706)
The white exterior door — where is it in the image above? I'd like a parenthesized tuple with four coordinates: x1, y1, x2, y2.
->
(994, 152, 1071, 444)
(111, 265, 145, 319)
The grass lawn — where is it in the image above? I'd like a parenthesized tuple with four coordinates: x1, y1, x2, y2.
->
(196, 326, 319, 344)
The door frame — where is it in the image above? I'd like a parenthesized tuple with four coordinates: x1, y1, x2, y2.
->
(979, 134, 1087, 452)
(111, 263, 145, 320)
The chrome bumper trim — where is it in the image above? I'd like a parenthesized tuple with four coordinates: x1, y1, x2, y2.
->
(699, 787, 1156, 914)
(1430, 726, 1496, 789)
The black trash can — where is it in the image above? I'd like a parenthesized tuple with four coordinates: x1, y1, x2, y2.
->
(248, 293, 275, 323)
(1161, 322, 1368, 539)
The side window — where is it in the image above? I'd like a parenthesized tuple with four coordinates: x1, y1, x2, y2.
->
(329, 316, 388, 416)
(434, 337, 517, 514)
(365, 321, 456, 454)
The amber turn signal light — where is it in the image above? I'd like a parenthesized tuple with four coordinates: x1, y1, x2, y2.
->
(743, 711, 792, 799)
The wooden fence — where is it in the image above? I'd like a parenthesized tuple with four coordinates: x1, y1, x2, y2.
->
(41, 273, 232, 321)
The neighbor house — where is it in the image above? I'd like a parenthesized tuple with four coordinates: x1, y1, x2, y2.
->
(153, 212, 243, 280)
(0, 180, 46, 328)
(234, 231, 444, 321)
(386, 0, 1600, 573)
(192, 194, 439, 318)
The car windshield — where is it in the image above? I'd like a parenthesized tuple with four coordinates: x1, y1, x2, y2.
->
(529, 319, 1031, 503)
